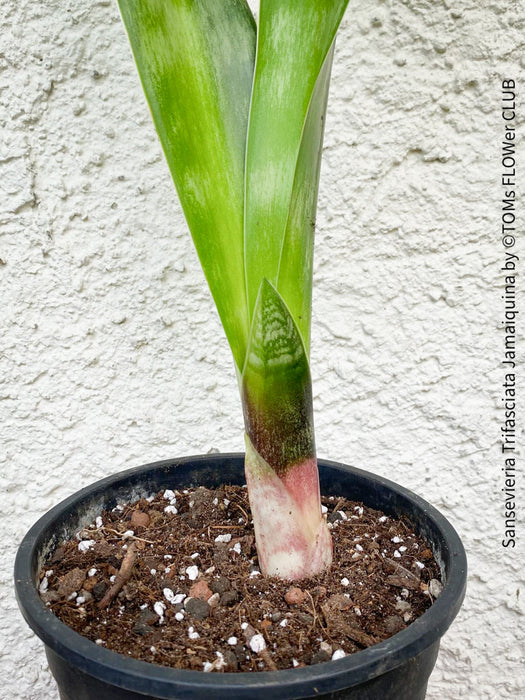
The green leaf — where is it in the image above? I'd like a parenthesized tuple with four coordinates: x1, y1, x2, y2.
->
(118, 0, 256, 370)
(241, 278, 314, 474)
(276, 45, 335, 354)
(244, 0, 349, 338)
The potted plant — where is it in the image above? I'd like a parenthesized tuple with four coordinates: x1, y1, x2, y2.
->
(15, 1, 467, 699)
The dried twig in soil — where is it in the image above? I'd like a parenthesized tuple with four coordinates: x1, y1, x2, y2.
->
(97, 542, 138, 609)
(384, 557, 420, 583)
(305, 590, 322, 634)
(243, 623, 278, 671)
(102, 527, 155, 545)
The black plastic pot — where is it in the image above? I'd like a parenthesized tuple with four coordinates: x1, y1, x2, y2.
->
(15, 454, 466, 700)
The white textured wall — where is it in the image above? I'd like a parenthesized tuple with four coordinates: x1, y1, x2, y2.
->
(1, 0, 523, 697)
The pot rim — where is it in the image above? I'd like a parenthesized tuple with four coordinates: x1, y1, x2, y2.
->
(14, 454, 467, 699)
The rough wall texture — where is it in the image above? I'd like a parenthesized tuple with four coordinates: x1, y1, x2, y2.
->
(1, 0, 523, 697)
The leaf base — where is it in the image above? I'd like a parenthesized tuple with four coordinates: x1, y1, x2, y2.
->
(244, 435, 332, 580)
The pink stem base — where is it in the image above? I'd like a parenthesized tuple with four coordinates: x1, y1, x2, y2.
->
(244, 435, 332, 580)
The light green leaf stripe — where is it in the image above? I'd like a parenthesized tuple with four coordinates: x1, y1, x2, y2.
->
(244, 0, 350, 334)
(118, 0, 256, 370)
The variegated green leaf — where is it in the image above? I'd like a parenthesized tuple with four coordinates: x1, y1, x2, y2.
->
(276, 45, 335, 353)
(118, 0, 256, 369)
(244, 0, 350, 341)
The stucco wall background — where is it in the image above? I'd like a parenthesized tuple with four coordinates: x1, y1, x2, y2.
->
(1, 0, 523, 697)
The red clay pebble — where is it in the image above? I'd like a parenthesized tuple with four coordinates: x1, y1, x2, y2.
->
(189, 580, 213, 601)
(284, 587, 307, 605)
(131, 510, 150, 528)
(313, 585, 327, 599)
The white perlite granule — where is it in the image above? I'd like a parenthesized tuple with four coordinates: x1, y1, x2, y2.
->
(78, 540, 96, 552)
(249, 634, 266, 653)
(163, 588, 176, 604)
(185, 565, 199, 580)
(214, 533, 231, 543)
(153, 602, 166, 619)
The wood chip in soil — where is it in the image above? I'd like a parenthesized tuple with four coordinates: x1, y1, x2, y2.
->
(38, 485, 441, 673)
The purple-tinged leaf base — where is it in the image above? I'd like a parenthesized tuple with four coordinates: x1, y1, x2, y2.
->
(244, 435, 332, 580)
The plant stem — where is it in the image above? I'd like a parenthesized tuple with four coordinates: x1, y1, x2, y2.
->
(241, 280, 332, 579)
(244, 436, 332, 580)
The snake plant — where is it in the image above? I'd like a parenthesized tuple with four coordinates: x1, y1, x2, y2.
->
(118, 0, 350, 580)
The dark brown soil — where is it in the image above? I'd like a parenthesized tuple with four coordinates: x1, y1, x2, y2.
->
(38, 485, 441, 673)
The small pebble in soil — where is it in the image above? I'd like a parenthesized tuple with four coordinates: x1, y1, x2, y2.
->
(133, 609, 158, 636)
(131, 511, 150, 528)
(208, 592, 220, 608)
(429, 579, 444, 598)
(311, 649, 331, 664)
(284, 587, 307, 605)
(184, 597, 210, 620)
(189, 580, 213, 601)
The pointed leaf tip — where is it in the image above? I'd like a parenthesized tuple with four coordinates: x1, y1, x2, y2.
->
(246, 278, 306, 371)
(242, 281, 314, 473)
